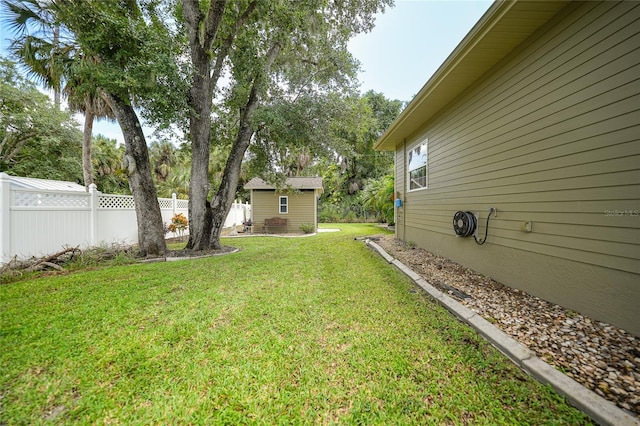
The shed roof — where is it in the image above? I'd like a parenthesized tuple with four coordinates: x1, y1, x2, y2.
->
(244, 177, 323, 191)
(374, 0, 571, 151)
(1, 173, 86, 192)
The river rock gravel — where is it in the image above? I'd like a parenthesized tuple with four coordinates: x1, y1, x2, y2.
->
(373, 234, 640, 418)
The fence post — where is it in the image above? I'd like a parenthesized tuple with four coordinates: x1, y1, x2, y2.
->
(232, 200, 237, 224)
(0, 173, 11, 263)
(172, 193, 177, 216)
(89, 183, 98, 246)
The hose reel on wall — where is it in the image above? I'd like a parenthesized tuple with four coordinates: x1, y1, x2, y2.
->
(453, 211, 477, 237)
(453, 208, 495, 245)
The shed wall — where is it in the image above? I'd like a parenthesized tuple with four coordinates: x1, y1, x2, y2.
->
(251, 190, 317, 233)
(395, 1, 640, 334)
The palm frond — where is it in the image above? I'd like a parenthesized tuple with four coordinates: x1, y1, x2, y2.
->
(2, 0, 52, 36)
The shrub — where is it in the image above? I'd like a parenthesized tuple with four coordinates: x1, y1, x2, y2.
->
(168, 213, 188, 237)
(360, 174, 395, 224)
(299, 223, 315, 234)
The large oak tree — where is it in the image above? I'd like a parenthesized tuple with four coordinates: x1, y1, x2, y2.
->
(183, 0, 392, 250)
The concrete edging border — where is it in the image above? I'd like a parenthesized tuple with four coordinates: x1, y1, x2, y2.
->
(365, 239, 639, 426)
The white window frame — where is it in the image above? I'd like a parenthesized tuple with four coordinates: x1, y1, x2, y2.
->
(407, 138, 428, 191)
(279, 196, 288, 214)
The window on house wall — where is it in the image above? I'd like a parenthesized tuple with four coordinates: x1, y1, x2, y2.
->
(279, 196, 288, 214)
(407, 139, 428, 191)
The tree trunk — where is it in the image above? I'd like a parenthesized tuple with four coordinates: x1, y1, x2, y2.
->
(209, 116, 255, 250)
(185, 46, 213, 251)
(209, 44, 280, 249)
(182, 0, 227, 251)
(52, 25, 61, 110)
(105, 93, 166, 257)
(82, 108, 94, 189)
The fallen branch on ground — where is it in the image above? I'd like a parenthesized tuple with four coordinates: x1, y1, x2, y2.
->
(1, 246, 80, 278)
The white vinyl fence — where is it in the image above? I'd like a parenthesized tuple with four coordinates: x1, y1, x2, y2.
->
(0, 173, 251, 264)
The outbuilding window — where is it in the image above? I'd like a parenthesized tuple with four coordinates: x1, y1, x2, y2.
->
(407, 139, 428, 191)
(279, 196, 288, 214)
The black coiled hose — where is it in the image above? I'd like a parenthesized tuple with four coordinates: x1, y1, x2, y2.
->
(474, 208, 495, 245)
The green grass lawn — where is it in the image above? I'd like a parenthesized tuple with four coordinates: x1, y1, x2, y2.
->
(1, 224, 591, 424)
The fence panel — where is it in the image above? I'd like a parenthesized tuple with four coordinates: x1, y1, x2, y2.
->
(95, 193, 137, 244)
(96, 210, 139, 245)
(159, 194, 187, 239)
(8, 188, 92, 260)
(11, 206, 92, 259)
(224, 201, 251, 229)
(1, 172, 251, 264)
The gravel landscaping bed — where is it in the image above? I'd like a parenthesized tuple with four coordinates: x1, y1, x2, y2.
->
(374, 235, 640, 418)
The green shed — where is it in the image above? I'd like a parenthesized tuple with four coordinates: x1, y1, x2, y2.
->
(244, 177, 323, 234)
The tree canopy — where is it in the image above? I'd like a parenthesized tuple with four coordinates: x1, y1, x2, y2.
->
(2, 0, 400, 254)
(0, 56, 83, 182)
(180, 0, 394, 250)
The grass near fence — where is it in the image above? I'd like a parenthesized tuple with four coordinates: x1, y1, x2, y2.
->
(0, 224, 590, 424)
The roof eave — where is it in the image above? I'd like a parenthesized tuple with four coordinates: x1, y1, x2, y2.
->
(244, 177, 323, 191)
(374, 0, 570, 151)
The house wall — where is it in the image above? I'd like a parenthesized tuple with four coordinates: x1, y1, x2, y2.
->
(394, 1, 640, 335)
(251, 189, 318, 233)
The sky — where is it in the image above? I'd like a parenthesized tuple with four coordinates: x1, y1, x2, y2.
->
(348, 0, 493, 102)
(1, 0, 493, 145)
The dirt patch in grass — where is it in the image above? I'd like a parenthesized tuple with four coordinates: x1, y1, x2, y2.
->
(139, 245, 239, 263)
(166, 246, 238, 258)
(160, 236, 239, 260)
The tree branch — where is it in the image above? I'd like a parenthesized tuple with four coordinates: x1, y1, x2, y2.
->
(0, 133, 9, 158)
(210, 0, 257, 88)
(1, 133, 32, 163)
(209, 41, 282, 247)
(203, 0, 228, 49)
(182, 0, 206, 49)
(182, 0, 227, 50)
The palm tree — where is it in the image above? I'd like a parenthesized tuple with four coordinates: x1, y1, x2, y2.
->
(64, 75, 115, 188)
(2, 0, 66, 109)
(150, 143, 192, 199)
(149, 140, 177, 183)
(92, 135, 128, 194)
(2, 0, 116, 188)
(360, 174, 395, 224)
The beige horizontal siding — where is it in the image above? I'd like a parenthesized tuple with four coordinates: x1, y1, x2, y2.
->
(405, 206, 639, 229)
(393, 2, 640, 332)
(430, 2, 638, 160)
(403, 216, 638, 266)
(431, 138, 639, 188)
(398, 1, 640, 276)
